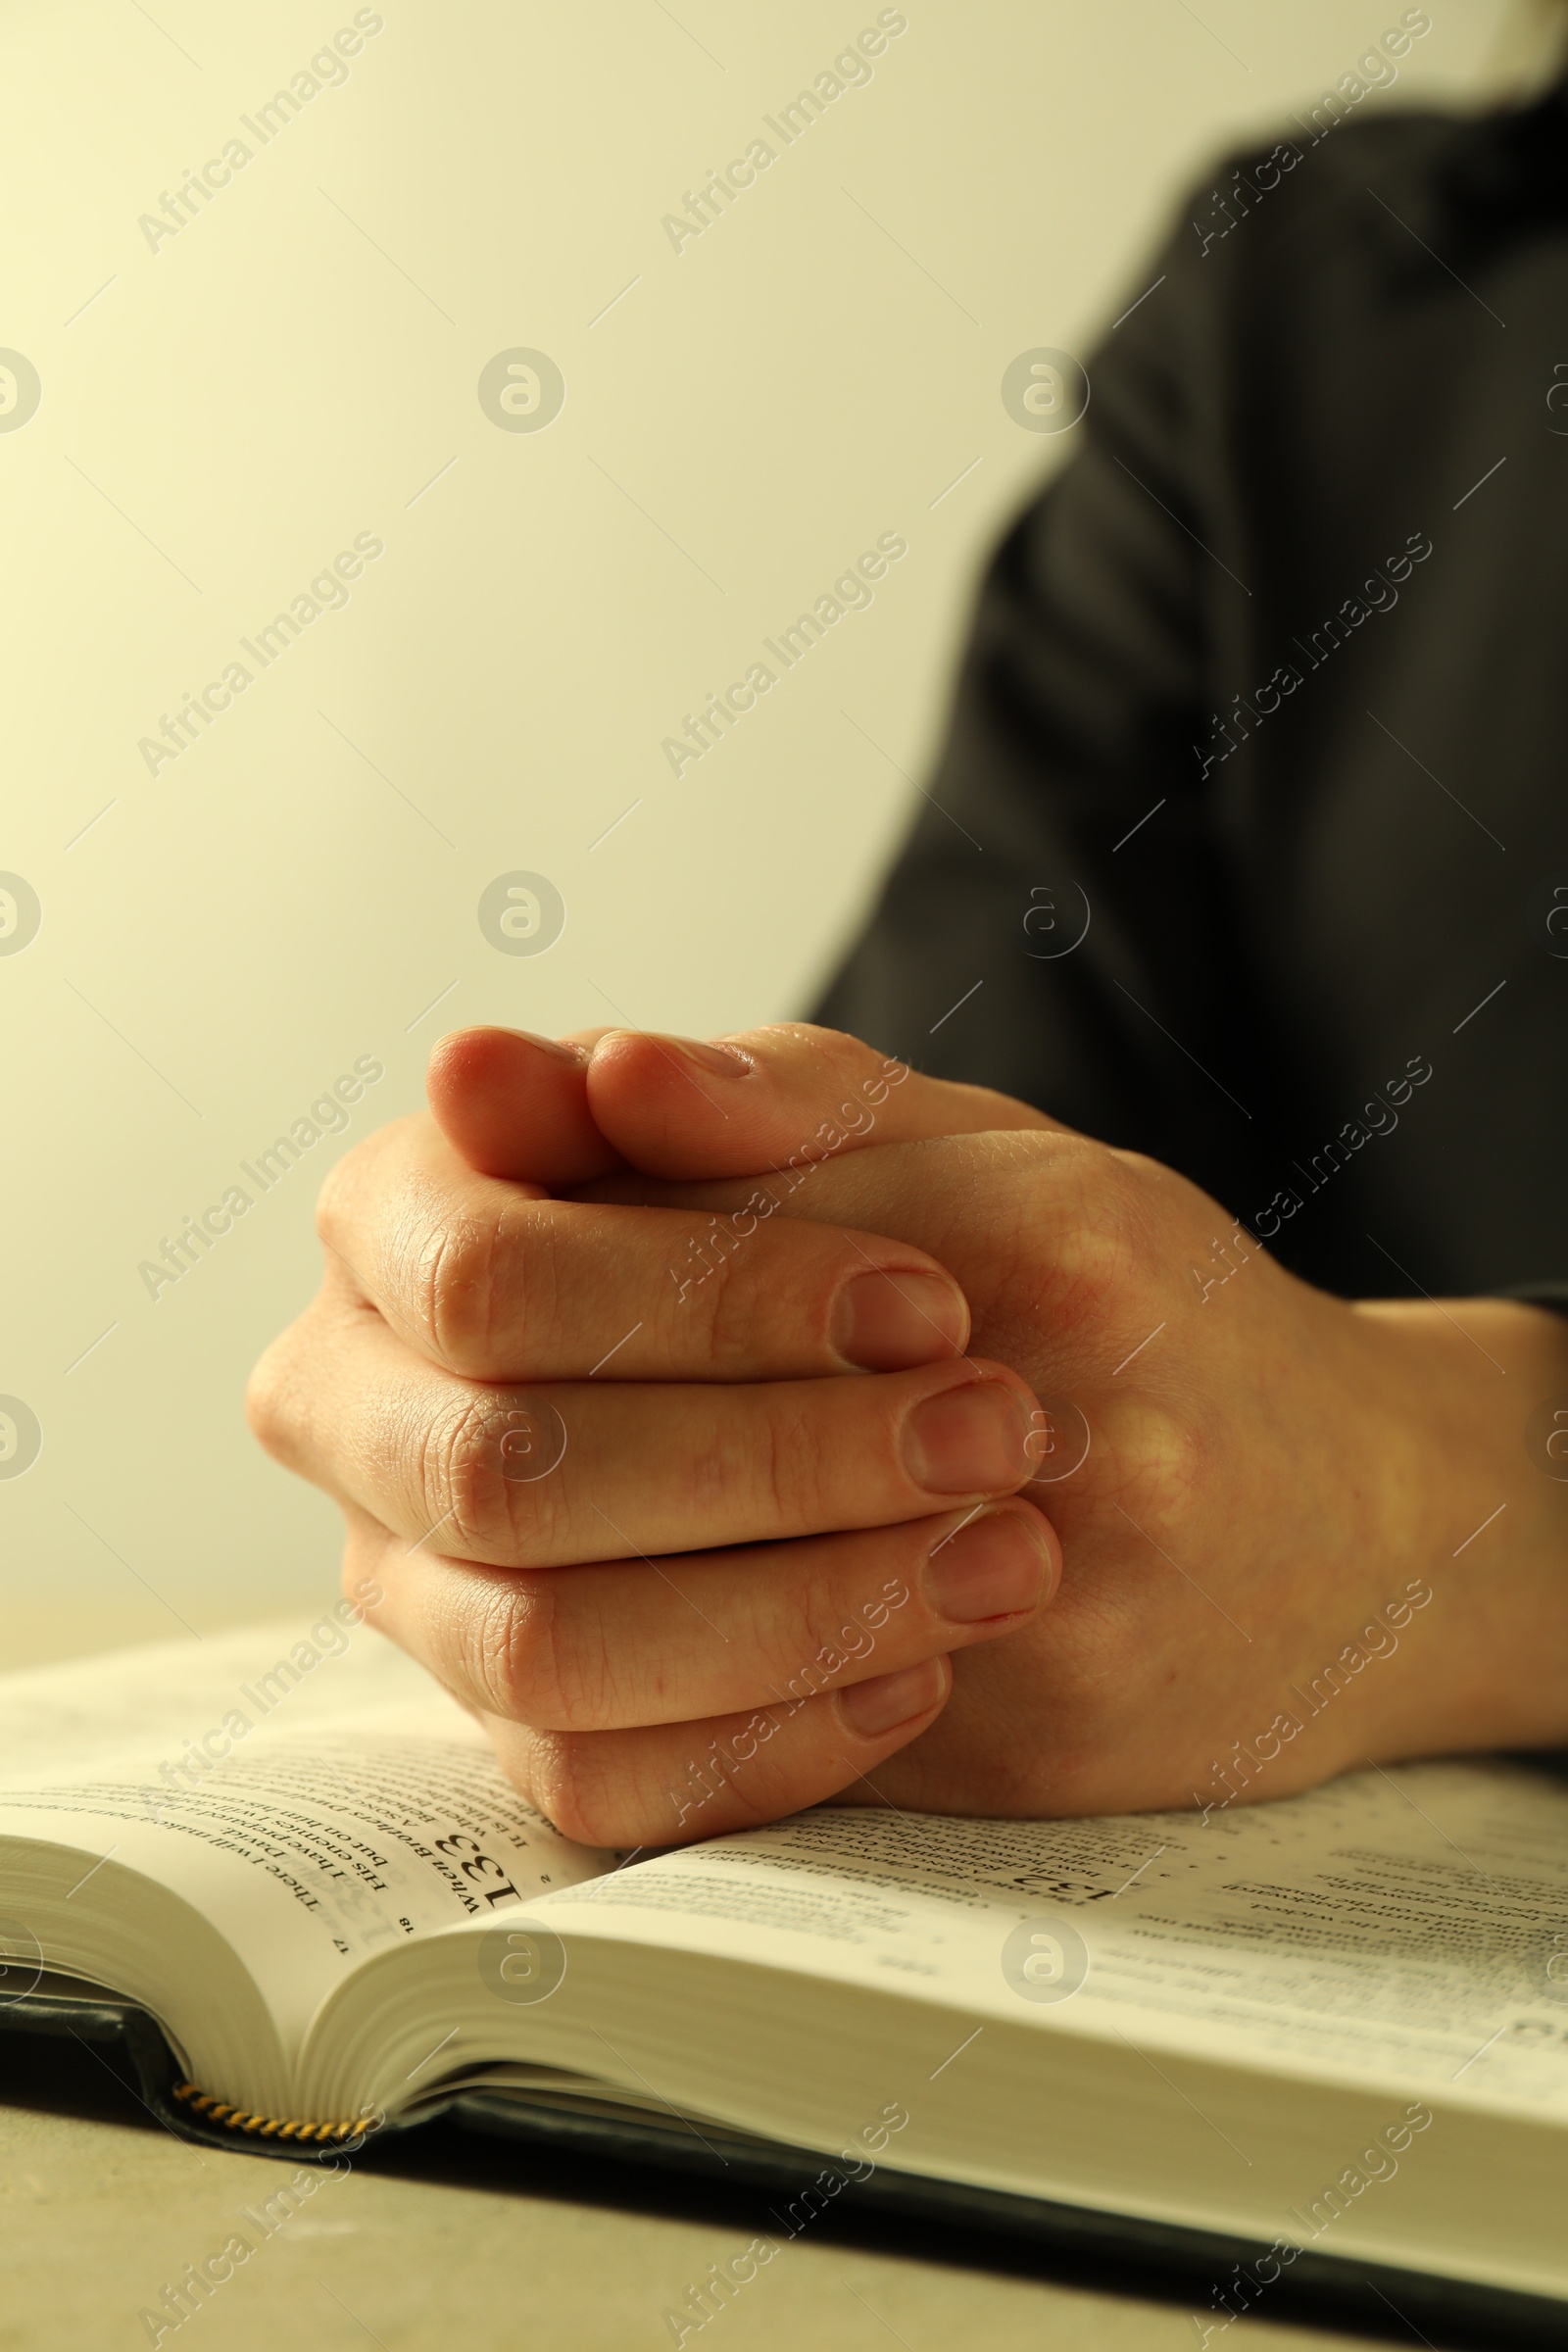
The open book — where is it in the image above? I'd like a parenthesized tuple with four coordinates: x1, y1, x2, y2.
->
(3, 1615, 1568, 2341)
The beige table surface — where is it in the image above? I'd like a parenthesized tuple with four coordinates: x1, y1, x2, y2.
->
(0, 2038, 1397, 2352)
(0, 1607, 1396, 2350)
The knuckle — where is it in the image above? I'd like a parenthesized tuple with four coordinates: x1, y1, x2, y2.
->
(676, 1225, 769, 1375)
(420, 1394, 488, 1549)
(1112, 1398, 1210, 1523)
(413, 1200, 557, 1379)
(521, 1732, 629, 1848)
(1056, 1222, 1139, 1326)
(420, 1391, 558, 1561)
(467, 1572, 574, 1725)
(639, 1393, 783, 1540)
(1007, 1141, 1149, 1336)
(413, 1209, 506, 1374)
(244, 1326, 305, 1465)
(754, 1391, 826, 1530)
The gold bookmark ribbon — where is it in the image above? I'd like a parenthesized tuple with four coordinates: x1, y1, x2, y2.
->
(172, 2081, 379, 2144)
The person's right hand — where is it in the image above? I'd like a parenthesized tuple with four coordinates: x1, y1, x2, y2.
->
(244, 1031, 1063, 1845)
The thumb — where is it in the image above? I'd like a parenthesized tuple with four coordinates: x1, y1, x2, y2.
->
(584, 1022, 1063, 1181)
(424, 1025, 626, 1184)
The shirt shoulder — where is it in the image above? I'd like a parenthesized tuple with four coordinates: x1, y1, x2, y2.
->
(1167, 86, 1568, 306)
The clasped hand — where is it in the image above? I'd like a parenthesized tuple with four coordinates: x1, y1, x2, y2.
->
(248, 1023, 1568, 1845)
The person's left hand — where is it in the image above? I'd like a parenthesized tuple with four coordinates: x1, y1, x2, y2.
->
(248, 1025, 1065, 1850)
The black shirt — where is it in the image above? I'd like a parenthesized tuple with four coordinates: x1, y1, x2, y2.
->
(815, 87, 1568, 1304)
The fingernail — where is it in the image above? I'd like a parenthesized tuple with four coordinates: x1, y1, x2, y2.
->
(926, 1508, 1049, 1623)
(840, 1657, 948, 1739)
(833, 1269, 967, 1370)
(902, 1380, 1033, 1495)
(509, 1029, 586, 1062)
(670, 1036, 751, 1077)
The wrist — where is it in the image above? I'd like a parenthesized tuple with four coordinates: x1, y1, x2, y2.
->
(1349, 1295, 1568, 1751)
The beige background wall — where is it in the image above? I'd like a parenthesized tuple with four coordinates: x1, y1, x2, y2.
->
(0, 0, 1549, 1658)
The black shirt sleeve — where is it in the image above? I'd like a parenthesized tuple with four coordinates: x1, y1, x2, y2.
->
(813, 172, 1274, 1224)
